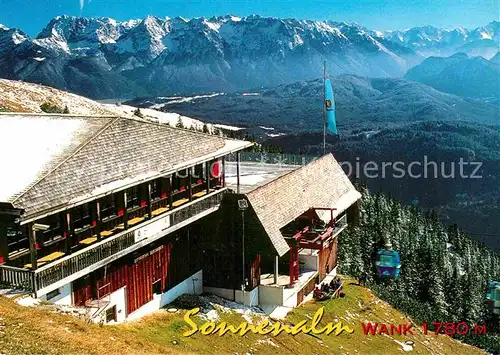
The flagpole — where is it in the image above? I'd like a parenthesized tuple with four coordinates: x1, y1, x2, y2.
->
(323, 61, 326, 155)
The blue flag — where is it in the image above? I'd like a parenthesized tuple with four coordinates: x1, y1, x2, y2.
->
(324, 79, 338, 135)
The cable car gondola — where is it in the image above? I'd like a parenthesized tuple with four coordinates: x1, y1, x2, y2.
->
(375, 247, 401, 280)
(485, 281, 500, 315)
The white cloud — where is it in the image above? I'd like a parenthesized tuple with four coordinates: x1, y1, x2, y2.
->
(79, 0, 84, 11)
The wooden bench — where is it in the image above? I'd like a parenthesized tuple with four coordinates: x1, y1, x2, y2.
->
(128, 217, 144, 226)
(192, 190, 207, 199)
(172, 198, 189, 208)
(24, 251, 65, 269)
(79, 236, 98, 245)
(151, 207, 168, 217)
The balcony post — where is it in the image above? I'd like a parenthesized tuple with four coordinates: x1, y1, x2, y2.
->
(236, 152, 241, 194)
(222, 157, 226, 187)
(205, 161, 210, 194)
(28, 223, 37, 270)
(63, 212, 70, 253)
(147, 182, 152, 219)
(123, 191, 128, 229)
(188, 167, 193, 202)
(167, 176, 173, 209)
(96, 201, 102, 240)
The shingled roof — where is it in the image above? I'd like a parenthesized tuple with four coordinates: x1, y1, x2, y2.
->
(246, 154, 361, 256)
(0, 113, 252, 220)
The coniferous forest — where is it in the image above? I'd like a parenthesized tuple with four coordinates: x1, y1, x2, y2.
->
(338, 185, 500, 353)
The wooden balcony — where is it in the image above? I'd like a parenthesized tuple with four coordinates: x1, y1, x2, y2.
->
(0, 188, 227, 296)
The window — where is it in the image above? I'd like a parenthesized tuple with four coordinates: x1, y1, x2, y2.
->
(46, 288, 61, 300)
(174, 169, 190, 191)
(152, 280, 162, 295)
(39, 214, 63, 244)
(193, 164, 204, 182)
(73, 203, 91, 231)
(100, 195, 117, 220)
(151, 179, 160, 199)
(7, 224, 28, 254)
(127, 186, 140, 208)
(105, 306, 117, 323)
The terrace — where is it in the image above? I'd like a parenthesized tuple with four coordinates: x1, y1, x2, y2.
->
(257, 212, 347, 307)
(0, 187, 227, 296)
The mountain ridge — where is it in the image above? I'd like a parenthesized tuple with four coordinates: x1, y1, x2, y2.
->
(0, 15, 498, 98)
(405, 52, 500, 98)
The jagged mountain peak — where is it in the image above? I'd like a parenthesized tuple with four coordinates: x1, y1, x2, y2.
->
(37, 15, 130, 43)
(1, 15, 497, 99)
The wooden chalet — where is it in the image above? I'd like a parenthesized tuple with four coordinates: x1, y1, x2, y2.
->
(0, 113, 251, 322)
(203, 154, 361, 309)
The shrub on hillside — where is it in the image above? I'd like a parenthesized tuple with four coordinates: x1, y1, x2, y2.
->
(40, 102, 67, 114)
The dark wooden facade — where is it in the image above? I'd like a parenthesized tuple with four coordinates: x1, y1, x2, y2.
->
(72, 223, 204, 315)
(2, 159, 224, 270)
(201, 194, 274, 291)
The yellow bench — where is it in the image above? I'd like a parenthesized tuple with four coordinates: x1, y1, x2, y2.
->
(193, 190, 207, 198)
(172, 198, 189, 207)
(24, 251, 65, 269)
(100, 230, 114, 237)
(79, 237, 97, 245)
(151, 207, 168, 217)
(128, 217, 144, 226)
(39, 251, 65, 262)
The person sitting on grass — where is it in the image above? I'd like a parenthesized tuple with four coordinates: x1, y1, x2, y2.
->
(321, 282, 329, 293)
(313, 286, 325, 299)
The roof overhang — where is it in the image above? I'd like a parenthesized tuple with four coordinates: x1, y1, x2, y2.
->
(19, 139, 253, 224)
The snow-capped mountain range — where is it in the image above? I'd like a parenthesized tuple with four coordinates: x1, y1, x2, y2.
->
(0, 15, 498, 98)
(384, 21, 500, 58)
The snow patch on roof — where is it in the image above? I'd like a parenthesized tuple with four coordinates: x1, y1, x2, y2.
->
(0, 116, 85, 202)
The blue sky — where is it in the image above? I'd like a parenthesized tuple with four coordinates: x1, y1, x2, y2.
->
(1, 0, 498, 36)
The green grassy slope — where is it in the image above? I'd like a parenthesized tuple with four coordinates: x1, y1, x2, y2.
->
(0, 278, 486, 355)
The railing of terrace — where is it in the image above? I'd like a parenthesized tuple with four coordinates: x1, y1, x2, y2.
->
(0, 189, 228, 293)
(226, 152, 318, 166)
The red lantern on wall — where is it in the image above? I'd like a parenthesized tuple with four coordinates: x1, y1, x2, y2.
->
(211, 159, 220, 178)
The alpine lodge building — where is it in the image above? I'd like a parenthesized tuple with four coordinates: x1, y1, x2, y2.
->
(0, 113, 360, 322)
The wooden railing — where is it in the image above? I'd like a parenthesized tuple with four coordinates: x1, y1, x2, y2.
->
(35, 231, 136, 290)
(1, 189, 227, 293)
(0, 264, 35, 291)
(226, 152, 317, 166)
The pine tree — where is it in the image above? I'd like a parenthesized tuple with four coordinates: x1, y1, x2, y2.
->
(176, 117, 184, 128)
(133, 108, 144, 118)
(339, 186, 500, 352)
